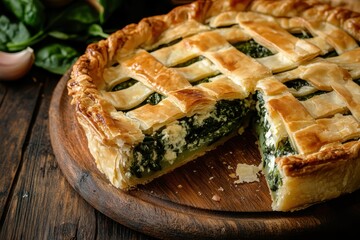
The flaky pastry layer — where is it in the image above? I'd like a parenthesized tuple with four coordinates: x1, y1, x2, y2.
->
(68, 0, 360, 211)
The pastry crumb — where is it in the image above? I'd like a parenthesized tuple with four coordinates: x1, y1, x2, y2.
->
(229, 173, 237, 178)
(212, 194, 221, 202)
(218, 187, 224, 191)
(234, 163, 262, 184)
(177, 184, 183, 189)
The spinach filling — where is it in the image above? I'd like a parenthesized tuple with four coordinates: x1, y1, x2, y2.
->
(284, 79, 328, 101)
(119, 29, 347, 181)
(130, 99, 253, 178)
(112, 79, 165, 108)
(145, 92, 165, 105)
(174, 56, 205, 68)
(149, 38, 183, 52)
(322, 50, 338, 58)
(292, 31, 312, 39)
(232, 31, 311, 59)
(233, 39, 273, 58)
(284, 79, 310, 91)
(112, 79, 137, 91)
(255, 93, 296, 192)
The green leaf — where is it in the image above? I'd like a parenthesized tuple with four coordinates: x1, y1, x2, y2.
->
(47, 2, 99, 33)
(1, 0, 126, 74)
(0, 15, 31, 51)
(60, 4, 99, 25)
(48, 30, 82, 40)
(2, 0, 45, 29)
(88, 24, 109, 38)
(34, 43, 79, 75)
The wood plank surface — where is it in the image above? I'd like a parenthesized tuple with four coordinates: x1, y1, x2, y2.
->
(0, 71, 155, 240)
(0, 78, 42, 219)
(2, 1, 360, 239)
(1, 77, 95, 239)
(48, 71, 360, 239)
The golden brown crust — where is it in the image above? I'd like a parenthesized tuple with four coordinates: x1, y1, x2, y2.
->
(317, 0, 360, 13)
(67, 0, 360, 211)
(250, 0, 360, 41)
(122, 50, 191, 94)
(273, 141, 360, 211)
(68, 0, 360, 144)
(278, 141, 360, 177)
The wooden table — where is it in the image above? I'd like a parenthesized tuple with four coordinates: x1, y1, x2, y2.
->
(2, 1, 360, 239)
(2, 65, 360, 240)
(2, 59, 360, 240)
(0, 2, 174, 239)
(0, 68, 159, 239)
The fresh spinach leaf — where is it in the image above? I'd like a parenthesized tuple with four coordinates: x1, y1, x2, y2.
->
(88, 24, 109, 38)
(2, 0, 45, 29)
(47, 30, 82, 41)
(47, 2, 99, 34)
(7, 30, 45, 52)
(48, 23, 108, 42)
(34, 43, 79, 74)
(0, 15, 31, 51)
(0, 0, 125, 75)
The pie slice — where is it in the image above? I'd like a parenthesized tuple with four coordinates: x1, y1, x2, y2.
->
(67, 0, 360, 211)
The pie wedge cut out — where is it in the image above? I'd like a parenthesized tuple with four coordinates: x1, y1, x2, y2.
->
(67, 0, 360, 212)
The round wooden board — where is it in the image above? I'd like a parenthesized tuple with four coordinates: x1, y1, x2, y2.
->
(49, 71, 360, 239)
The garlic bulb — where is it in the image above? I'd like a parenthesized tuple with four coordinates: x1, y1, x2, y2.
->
(0, 47, 35, 81)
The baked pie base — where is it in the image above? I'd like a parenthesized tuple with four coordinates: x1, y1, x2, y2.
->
(68, 0, 360, 212)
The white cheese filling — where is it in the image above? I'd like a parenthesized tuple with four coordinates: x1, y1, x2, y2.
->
(161, 121, 187, 164)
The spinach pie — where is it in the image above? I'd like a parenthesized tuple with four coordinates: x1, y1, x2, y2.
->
(68, 0, 360, 211)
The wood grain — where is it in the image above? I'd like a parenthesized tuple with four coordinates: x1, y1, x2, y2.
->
(0, 71, 156, 240)
(49, 72, 360, 239)
(0, 79, 42, 219)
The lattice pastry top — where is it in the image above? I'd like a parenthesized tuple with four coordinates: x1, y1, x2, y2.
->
(68, 0, 360, 211)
